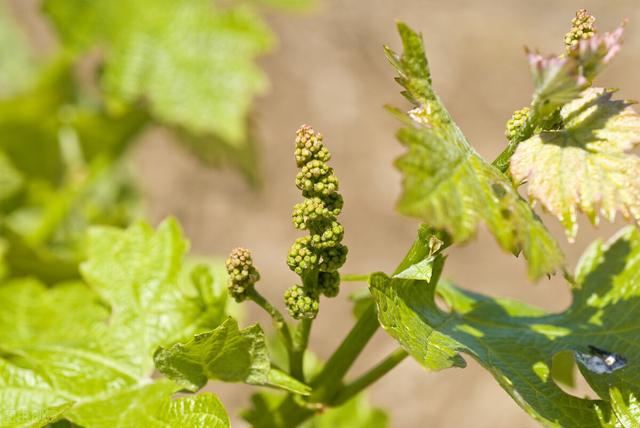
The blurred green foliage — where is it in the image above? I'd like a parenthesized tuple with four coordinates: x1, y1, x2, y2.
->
(0, 0, 312, 282)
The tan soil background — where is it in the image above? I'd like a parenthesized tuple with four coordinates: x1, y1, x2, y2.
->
(9, 1, 640, 427)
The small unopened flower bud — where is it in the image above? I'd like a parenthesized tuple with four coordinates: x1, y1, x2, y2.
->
(310, 221, 345, 250)
(564, 9, 596, 51)
(295, 160, 339, 196)
(284, 285, 319, 319)
(292, 195, 343, 230)
(318, 244, 348, 272)
(295, 125, 331, 167)
(505, 106, 530, 141)
(225, 247, 260, 302)
(287, 237, 318, 275)
(318, 271, 340, 297)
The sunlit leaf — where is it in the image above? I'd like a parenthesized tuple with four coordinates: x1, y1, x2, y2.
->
(0, 220, 230, 426)
(387, 22, 564, 279)
(370, 226, 640, 427)
(154, 317, 311, 395)
(44, 0, 273, 146)
(511, 87, 640, 240)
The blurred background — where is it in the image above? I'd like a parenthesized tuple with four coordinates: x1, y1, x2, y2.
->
(5, 0, 640, 426)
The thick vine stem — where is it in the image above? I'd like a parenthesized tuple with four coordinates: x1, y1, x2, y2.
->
(290, 318, 313, 381)
(309, 303, 379, 402)
(330, 348, 409, 406)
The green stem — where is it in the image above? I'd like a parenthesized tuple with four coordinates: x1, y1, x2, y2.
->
(331, 348, 408, 406)
(491, 142, 518, 174)
(290, 318, 313, 381)
(492, 108, 539, 173)
(248, 289, 293, 350)
(340, 274, 371, 282)
(310, 302, 379, 402)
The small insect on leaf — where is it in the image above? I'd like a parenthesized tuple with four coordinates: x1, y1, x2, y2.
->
(575, 345, 627, 374)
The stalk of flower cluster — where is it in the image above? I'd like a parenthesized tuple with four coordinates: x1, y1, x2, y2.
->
(225, 247, 293, 350)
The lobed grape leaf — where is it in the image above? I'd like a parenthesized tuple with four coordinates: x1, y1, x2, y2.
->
(154, 317, 311, 395)
(386, 23, 563, 279)
(369, 226, 640, 427)
(0, 219, 230, 427)
(43, 0, 273, 147)
(511, 87, 640, 240)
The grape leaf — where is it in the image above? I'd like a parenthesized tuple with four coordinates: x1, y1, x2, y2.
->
(386, 23, 563, 279)
(43, 0, 273, 146)
(527, 53, 582, 118)
(528, 23, 624, 118)
(154, 317, 311, 395)
(511, 87, 640, 240)
(608, 388, 640, 428)
(0, 219, 230, 426)
(369, 226, 640, 427)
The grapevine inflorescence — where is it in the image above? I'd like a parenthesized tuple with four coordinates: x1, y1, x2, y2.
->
(285, 125, 347, 319)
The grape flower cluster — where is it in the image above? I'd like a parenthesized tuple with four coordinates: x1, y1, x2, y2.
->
(564, 9, 596, 51)
(285, 125, 347, 319)
(505, 10, 598, 143)
(505, 106, 531, 141)
(225, 247, 260, 302)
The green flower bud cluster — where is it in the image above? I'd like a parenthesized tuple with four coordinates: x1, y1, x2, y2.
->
(226, 247, 260, 303)
(292, 194, 343, 230)
(505, 106, 530, 141)
(287, 237, 318, 275)
(318, 271, 340, 298)
(285, 125, 348, 319)
(564, 9, 596, 51)
(284, 285, 319, 319)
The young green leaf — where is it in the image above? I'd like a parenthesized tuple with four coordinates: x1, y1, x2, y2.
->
(43, 0, 273, 147)
(369, 226, 640, 427)
(527, 53, 582, 118)
(386, 23, 564, 279)
(80, 220, 227, 371)
(528, 16, 624, 119)
(0, 220, 229, 426)
(511, 88, 640, 240)
(66, 382, 229, 428)
(154, 317, 311, 395)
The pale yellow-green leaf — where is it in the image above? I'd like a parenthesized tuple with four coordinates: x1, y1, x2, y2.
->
(0, 220, 230, 426)
(511, 87, 640, 240)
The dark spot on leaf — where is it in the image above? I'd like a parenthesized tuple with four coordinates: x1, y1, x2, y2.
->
(491, 183, 507, 199)
(575, 345, 627, 374)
